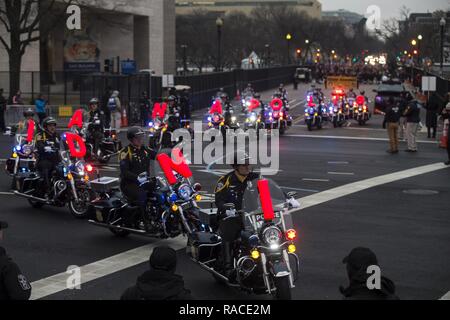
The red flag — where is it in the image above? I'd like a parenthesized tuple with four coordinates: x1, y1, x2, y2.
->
(257, 179, 275, 221)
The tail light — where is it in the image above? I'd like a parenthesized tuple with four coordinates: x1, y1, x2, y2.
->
(286, 229, 297, 241)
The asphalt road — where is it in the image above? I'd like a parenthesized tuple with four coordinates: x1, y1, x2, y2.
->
(0, 83, 449, 300)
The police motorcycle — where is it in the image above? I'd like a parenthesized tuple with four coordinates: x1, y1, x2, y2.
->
(304, 100, 323, 131)
(13, 134, 95, 219)
(188, 177, 300, 300)
(149, 106, 183, 151)
(5, 120, 37, 190)
(267, 96, 292, 135)
(88, 149, 205, 239)
(353, 95, 371, 126)
(81, 121, 122, 165)
(328, 101, 346, 128)
(241, 93, 254, 114)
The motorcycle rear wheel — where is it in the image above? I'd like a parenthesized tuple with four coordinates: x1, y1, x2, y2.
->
(273, 276, 292, 300)
(69, 199, 91, 219)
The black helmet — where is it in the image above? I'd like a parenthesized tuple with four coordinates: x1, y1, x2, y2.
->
(43, 117, 57, 128)
(23, 108, 35, 118)
(254, 93, 261, 99)
(220, 93, 228, 99)
(127, 126, 145, 141)
(231, 151, 251, 168)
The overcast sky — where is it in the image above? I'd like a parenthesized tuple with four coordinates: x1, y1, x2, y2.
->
(320, 0, 450, 20)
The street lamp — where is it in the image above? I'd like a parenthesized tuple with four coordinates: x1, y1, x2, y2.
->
(286, 33, 292, 65)
(417, 35, 423, 67)
(440, 17, 446, 76)
(216, 17, 224, 72)
(181, 44, 188, 75)
(411, 39, 417, 46)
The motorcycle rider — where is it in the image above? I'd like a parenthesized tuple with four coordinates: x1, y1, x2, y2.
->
(242, 83, 254, 97)
(214, 151, 259, 277)
(119, 127, 157, 232)
(221, 93, 235, 127)
(35, 117, 60, 199)
(13, 108, 38, 136)
(347, 88, 357, 99)
(278, 84, 288, 101)
(86, 98, 105, 156)
(166, 95, 181, 131)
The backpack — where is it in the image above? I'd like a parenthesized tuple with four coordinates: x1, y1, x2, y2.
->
(108, 97, 117, 112)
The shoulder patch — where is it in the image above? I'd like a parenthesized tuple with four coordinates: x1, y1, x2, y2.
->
(18, 274, 31, 291)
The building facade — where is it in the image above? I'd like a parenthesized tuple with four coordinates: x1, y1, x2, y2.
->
(175, 0, 322, 18)
(0, 0, 175, 79)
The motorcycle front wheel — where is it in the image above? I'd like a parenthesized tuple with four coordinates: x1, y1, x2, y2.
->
(69, 200, 91, 219)
(273, 276, 292, 300)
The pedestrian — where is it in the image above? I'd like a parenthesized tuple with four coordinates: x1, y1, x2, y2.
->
(180, 89, 192, 121)
(441, 101, 450, 165)
(35, 94, 48, 125)
(121, 246, 193, 300)
(425, 92, 439, 139)
(340, 247, 399, 300)
(0, 88, 7, 133)
(403, 94, 421, 153)
(0, 221, 32, 300)
(101, 86, 113, 128)
(139, 91, 151, 127)
(383, 97, 402, 154)
(12, 90, 24, 105)
(108, 90, 122, 131)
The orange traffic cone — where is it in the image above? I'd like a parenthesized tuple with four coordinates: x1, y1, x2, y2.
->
(121, 108, 129, 128)
(235, 89, 241, 101)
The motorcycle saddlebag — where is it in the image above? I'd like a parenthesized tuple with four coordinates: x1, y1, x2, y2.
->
(5, 158, 15, 175)
(188, 231, 221, 263)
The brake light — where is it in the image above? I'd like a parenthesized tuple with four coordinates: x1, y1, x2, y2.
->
(286, 229, 297, 241)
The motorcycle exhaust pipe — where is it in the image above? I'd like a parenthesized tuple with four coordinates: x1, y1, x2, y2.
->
(87, 220, 147, 235)
(14, 191, 52, 204)
(193, 259, 240, 288)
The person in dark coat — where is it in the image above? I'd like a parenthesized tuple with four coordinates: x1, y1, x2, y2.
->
(425, 93, 439, 139)
(101, 86, 113, 128)
(340, 247, 399, 300)
(0, 88, 7, 133)
(0, 221, 32, 300)
(121, 246, 193, 300)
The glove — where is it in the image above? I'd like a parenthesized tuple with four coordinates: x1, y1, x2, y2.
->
(225, 209, 236, 218)
(44, 146, 53, 153)
(137, 173, 148, 185)
(288, 198, 301, 209)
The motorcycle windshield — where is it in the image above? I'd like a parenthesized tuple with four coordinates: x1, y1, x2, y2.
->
(242, 178, 287, 215)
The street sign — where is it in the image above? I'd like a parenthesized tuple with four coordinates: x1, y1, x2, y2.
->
(422, 76, 437, 92)
(162, 74, 174, 88)
(121, 60, 137, 75)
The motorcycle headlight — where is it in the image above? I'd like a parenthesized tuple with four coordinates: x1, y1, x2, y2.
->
(22, 145, 32, 156)
(262, 226, 283, 249)
(231, 116, 237, 122)
(250, 115, 257, 122)
(178, 183, 192, 201)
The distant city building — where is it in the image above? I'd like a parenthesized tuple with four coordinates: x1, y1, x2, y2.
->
(175, 0, 322, 18)
(322, 9, 365, 25)
(399, 12, 450, 33)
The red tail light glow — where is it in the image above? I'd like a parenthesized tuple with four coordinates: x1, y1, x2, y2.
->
(86, 164, 94, 172)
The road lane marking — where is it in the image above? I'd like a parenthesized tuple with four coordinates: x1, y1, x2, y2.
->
(30, 236, 187, 300)
(328, 172, 355, 176)
(440, 291, 450, 300)
(285, 134, 436, 144)
(280, 186, 319, 193)
(302, 178, 330, 182)
(29, 162, 448, 300)
(328, 161, 349, 165)
(290, 162, 448, 212)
